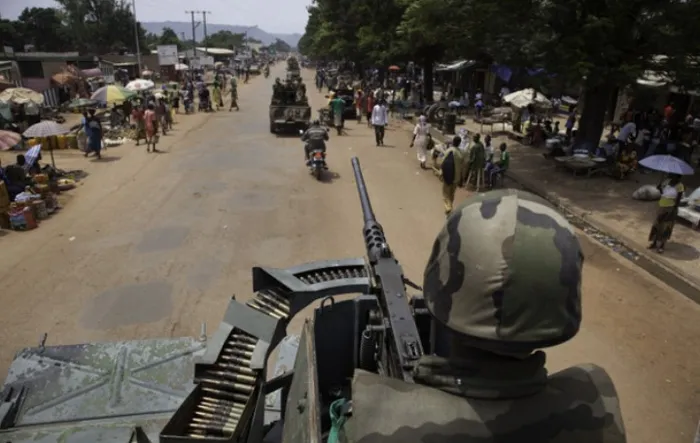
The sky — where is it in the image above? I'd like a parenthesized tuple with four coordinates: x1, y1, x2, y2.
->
(0, 0, 310, 34)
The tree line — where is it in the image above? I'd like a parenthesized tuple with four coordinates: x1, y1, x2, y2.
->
(0, 1, 291, 56)
(0, 1, 149, 55)
(298, 0, 700, 145)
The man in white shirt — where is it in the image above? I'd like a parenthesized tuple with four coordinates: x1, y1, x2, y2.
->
(371, 99, 388, 146)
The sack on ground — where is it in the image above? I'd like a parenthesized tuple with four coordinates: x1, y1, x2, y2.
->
(632, 185, 661, 201)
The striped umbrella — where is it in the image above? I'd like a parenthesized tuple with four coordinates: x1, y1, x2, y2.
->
(24, 121, 69, 138)
(91, 85, 136, 104)
(0, 129, 21, 151)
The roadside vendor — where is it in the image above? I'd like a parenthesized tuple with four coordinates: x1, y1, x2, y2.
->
(329, 93, 346, 131)
(615, 143, 638, 179)
(2, 155, 32, 200)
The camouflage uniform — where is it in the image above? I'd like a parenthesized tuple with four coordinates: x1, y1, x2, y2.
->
(348, 190, 626, 442)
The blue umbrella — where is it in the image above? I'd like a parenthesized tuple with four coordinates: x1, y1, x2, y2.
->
(639, 155, 695, 175)
(24, 145, 41, 171)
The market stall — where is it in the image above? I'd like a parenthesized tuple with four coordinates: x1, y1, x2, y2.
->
(503, 88, 553, 135)
(0, 140, 80, 231)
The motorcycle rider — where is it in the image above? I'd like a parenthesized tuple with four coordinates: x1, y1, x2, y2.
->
(345, 190, 626, 442)
(301, 119, 329, 164)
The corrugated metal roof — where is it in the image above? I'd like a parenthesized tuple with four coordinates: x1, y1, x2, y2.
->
(195, 47, 235, 55)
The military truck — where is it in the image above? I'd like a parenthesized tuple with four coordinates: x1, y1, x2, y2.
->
(286, 56, 301, 80)
(269, 80, 311, 133)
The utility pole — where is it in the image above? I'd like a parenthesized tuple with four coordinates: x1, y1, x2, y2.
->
(185, 11, 201, 74)
(132, 0, 142, 74)
(201, 11, 212, 56)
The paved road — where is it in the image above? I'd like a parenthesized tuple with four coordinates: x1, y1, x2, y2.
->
(0, 65, 698, 442)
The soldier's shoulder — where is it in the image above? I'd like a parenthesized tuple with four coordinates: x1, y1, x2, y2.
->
(549, 363, 619, 399)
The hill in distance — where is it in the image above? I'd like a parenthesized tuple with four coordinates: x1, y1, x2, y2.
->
(141, 22, 301, 48)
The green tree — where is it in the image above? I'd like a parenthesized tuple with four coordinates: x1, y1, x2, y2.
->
(270, 38, 292, 53)
(298, 0, 366, 64)
(529, 0, 696, 146)
(356, 0, 405, 66)
(298, 5, 322, 57)
(395, 0, 462, 101)
(0, 16, 24, 51)
(202, 30, 246, 49)
(55, 0, 149, 54)
(445, 0, 699, 146)
(16, 7, 71, 52)
(158, 27, 181, 48)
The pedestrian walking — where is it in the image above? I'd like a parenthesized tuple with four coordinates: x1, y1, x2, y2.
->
(84, 109, 103, 160)
(648, 173, 684, 253)
(229, 76, 239, 111)
(465, 133, 486, 191)
(144, 103, 159, 153)
(131, 103, 146, 146)
(355, 90, 364, 123)
(371, 99, 388, 146)
(410, 115, 432, 168)
(366, 92, 375, 127)
(437, 136, 463, 215)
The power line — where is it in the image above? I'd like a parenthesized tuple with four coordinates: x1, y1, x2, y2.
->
(185, 10, 202, 72)
(201, 11, 212, 56)
(131, 0, 142, 74)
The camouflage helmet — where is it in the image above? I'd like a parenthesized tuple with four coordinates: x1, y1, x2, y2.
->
(423, 189, 583, 353)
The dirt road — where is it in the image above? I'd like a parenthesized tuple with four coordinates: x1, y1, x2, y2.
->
(0, 65, 698, 441)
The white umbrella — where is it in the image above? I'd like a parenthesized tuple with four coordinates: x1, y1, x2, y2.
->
(175, 63, 189, 71)
(0, 87, 44, 105)
(503, 88, 552, 109)
(125, 79, 155, 92)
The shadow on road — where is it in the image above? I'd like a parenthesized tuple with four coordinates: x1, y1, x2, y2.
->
(91, 156, 121, 163)
(660, 242, 700, 261)
(319, 171, 341, 184)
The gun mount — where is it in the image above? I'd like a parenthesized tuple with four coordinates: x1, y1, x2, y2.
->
(0, 159, 436, 443)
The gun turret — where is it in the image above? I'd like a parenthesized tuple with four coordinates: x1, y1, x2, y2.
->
(351, 158, 424, 382)
(351, 157, 390, 263)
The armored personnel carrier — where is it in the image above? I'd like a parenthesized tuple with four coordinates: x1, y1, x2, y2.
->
(0, 159, 432, 443)
(269, 79, 311, 133)
(286, 56, 301, 81)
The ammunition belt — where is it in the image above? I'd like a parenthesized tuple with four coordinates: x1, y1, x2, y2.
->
(184, 289, 290, 440)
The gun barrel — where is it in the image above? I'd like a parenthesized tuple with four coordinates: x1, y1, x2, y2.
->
(351, 157, 376, 223)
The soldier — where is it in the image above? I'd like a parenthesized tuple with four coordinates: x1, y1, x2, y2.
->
(347, 189, 626, 443)
(435, 135, 463, 216)
(272, 78, 283, 103)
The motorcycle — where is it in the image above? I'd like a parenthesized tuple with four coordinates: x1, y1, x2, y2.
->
(300, 130, 328, 180)
(308, 149, 327, 180)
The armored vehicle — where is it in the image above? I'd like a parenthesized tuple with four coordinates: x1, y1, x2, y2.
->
(0, 159, 436, 443)
(286, 56, 301, 81)
(269, 81, 311, 134)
